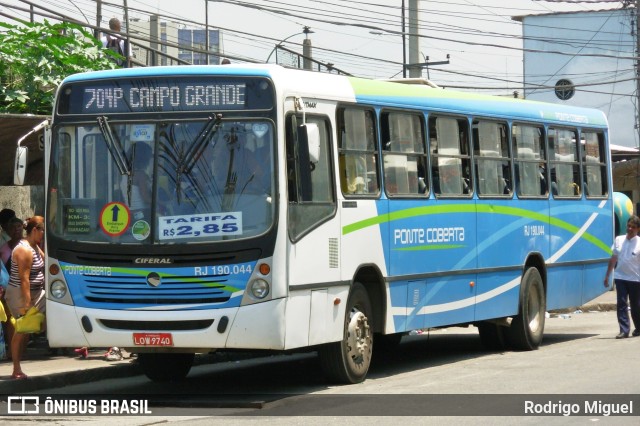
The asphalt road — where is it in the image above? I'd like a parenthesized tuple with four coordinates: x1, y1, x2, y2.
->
(2, 310, 638, 424)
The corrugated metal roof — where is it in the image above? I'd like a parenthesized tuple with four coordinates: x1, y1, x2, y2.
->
(512, 7, 627, 22)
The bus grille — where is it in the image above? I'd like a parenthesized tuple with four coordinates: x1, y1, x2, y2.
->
(81, 274, 232, 306)
(100, 319, 214, 331)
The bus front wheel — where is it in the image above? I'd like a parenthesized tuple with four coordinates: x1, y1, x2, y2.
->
(508, 267, 546, 350)
(318, 282, 373, 384)
(138, 353, 194, 382)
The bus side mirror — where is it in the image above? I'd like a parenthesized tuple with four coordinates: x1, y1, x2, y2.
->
(14, 146, 28, 186)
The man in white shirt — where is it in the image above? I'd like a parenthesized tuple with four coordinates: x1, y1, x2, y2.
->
(101, 18, 129, 67)
(604, 215, 640, 338)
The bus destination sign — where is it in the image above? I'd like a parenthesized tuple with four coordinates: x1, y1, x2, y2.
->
(57, 77, 273, 114)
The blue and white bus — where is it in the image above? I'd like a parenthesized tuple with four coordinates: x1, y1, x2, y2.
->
(32, 64, 612, 383)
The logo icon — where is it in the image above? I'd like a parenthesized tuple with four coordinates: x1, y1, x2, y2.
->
(8, 396, 40, 414)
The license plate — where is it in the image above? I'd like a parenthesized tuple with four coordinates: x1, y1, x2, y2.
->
(132, 332, 173, 347)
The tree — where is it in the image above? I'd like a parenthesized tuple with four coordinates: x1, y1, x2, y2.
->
(0, 20, 122, 114)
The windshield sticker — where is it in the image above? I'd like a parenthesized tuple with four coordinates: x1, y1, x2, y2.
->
(130, 124, 155, 142)
(63, 203, 93, 234)
(99, 202, 131, 237)
(158, 212, 243, 240)
(131, 220, 151, 241)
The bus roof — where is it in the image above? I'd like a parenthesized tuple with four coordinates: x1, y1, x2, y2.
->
(61, 64, 608, 128)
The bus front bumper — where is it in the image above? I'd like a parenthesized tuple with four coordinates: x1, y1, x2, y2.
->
(45, 298, 287, 351)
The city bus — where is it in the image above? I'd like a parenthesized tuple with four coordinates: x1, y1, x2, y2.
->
(26, 64, 612, 383)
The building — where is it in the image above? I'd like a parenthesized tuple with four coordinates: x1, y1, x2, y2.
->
(515, 8, 640, 209)
(514, 8, 636, 148)
(129, 17, 222, 66)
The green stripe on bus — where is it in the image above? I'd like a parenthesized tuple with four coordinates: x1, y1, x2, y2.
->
(342, 204, 611, 254)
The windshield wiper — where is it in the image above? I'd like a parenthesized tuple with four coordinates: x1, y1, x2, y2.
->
(97, 116, 130, 176)
(181, 114, 222, 175)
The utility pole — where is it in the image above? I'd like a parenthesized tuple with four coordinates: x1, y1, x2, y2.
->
(95, 0, 102, 39)
(303, 26, 313, 70)
(123, 0, 130, 68)
(402, 0, 407, 77)
(408, 0, 420, 78)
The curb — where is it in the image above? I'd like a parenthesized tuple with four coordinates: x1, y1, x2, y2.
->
(550, 302, 616, 315)
(0, 362, 139, 394)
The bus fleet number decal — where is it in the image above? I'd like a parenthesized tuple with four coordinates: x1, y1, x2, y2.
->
(158, 212, 243, 240)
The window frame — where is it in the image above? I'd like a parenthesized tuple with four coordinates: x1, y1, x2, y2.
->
(336, 105, 381, 198)
(428, 114, 473, 198)
(380, 109, 429, 198)
(472, 118, 512, 198)
(580, 129, 608, 199)
(512, 122, 548, 199)
(548, 126, 581, 199)
(285, 113, 337, 242)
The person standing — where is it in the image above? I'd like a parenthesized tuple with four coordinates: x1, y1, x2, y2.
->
(0, 216, 22, 360)
(0, 208, 16, 246)
(604, 215, 640, 338)
(101, 17, 129, 67)
(5, 216, 46, 379)
(1, 216, 23, 269)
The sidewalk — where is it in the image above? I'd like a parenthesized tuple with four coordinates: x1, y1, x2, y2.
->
(0, 289, 618, 394)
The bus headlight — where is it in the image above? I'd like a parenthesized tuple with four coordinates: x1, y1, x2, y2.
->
(50, 280, 67, 299)
(250, 279, 270, 299)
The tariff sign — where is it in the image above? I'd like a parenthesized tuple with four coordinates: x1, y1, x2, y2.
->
(132, 332, 173, 347)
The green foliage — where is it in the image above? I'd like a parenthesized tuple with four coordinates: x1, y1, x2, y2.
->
(0, 20, 121, 114)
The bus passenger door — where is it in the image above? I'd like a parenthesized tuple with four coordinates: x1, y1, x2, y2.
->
(284, 102, 342, 347)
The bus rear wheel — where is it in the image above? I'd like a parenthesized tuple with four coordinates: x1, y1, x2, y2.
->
(139, 353, 195, 382)
(318, 282, 373, 384)
(508, 267, 546, 350)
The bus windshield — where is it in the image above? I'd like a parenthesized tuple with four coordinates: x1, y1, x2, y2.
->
(48, 119, 275, 244)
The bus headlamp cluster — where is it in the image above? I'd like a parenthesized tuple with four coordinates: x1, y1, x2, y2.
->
(250, 279, 270, 299)
(50, 280, 68, 299)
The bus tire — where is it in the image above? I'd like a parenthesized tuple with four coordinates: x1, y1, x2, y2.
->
(318, 282, 373, 384)
(508, 267, 546, 350)
(477, 322, 508, 351)
(139, 353, 194, 382)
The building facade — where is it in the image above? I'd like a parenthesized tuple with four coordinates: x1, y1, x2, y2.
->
(128, 17, 222, 66)
(516, 9, 636, 148)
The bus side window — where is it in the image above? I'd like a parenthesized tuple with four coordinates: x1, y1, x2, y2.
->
(381, 111, 427, 196)
(513, 124, 546, 198)
(430, 116, 471, 197)
(286, 113, 336, 240)
(582, 131, 607, 198)
(473, 120, 511, 197)
(549, 127, 580, 198)
(337, 108, 379, 196)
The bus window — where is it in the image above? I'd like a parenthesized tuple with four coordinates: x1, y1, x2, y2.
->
(338, 107, 379, 196)
(286, 115, 336, 241)
(513, 124, 546, 197)
(381, 111, 427, 196)
(582, 131, 607, 198)
(429, 116, 471, 197)
(473, 120, 511, 196)
(549, 128, 581, 197)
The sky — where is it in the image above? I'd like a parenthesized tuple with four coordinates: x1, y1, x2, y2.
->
(0, 0, 630, 95)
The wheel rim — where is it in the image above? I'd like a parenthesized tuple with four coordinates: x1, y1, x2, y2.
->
(527, 281, 542, 333)
(345, 309, 372, 372)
